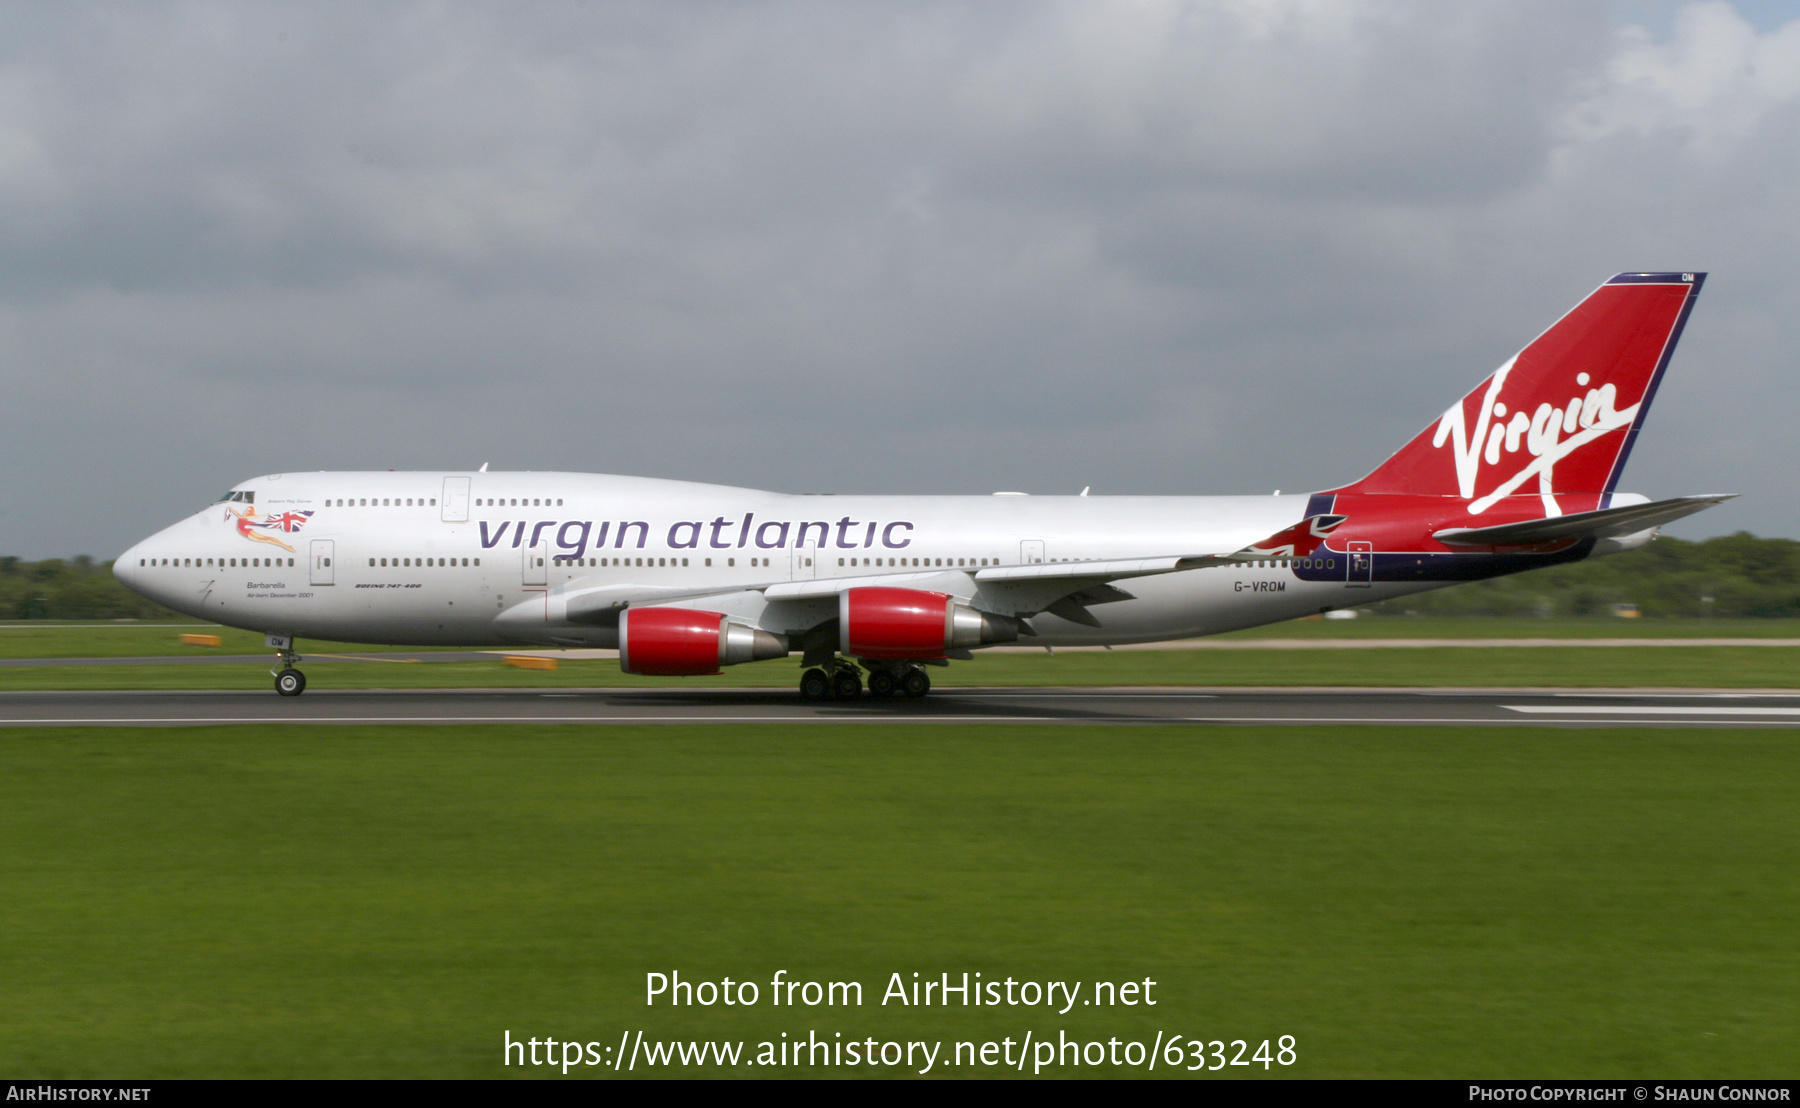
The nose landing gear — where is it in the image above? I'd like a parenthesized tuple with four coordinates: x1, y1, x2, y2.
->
(268, 634, 306, 696)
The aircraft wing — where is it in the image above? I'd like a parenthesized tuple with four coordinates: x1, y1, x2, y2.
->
(761, 555, 1218, 603)
(756, 554, 1231, 625)
(561, 583, 744, 624)
(544, 557, 1226, 633)
(566, 515, 1351, 622)
(1433, 494, 1734, 546)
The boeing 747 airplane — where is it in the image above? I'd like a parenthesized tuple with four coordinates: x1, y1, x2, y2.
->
(115, 272, 1729, 698)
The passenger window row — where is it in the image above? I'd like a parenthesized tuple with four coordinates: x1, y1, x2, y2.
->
(561, 556, 692, 567)
(836, 556, 1011, 568)
(140, 557, 293, 568)
(541, 556, 780, 569)
(293, 496, 573, 508)
(331, 498, 437, 507)
(370, 557, 480, 567)
(839, 556, 1005, 568)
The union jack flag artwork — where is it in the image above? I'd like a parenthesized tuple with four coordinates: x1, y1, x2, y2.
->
(257, 510, 315, 533)
(1237, 513, 1347, 559)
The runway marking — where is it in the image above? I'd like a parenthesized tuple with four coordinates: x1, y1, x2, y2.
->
(1505, 705, 1800, 716)
(1551, 691, 1800, 699)
(4, 713, 1799, 728)
(1179, 716, 1800, 727)
(0, 715, 1098, 725)
(908, 692, 1220, 699)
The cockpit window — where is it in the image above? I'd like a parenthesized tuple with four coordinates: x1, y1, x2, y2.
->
(216, 490, 255, 504)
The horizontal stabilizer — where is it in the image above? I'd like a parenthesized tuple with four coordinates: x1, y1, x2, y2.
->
(1433, 494, 1734, 547)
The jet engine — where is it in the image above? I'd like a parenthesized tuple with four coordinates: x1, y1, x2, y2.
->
(619, 607, 788, 676)
(838, 587, 1020, 660)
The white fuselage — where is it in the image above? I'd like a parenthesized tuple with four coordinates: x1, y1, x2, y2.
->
(116, 471, 1482, 648)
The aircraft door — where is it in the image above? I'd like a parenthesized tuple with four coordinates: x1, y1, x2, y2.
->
(523, 541, 548, 586)
(1020, 539, 1045, 564)
(793, 544, 818, 580)
(1346, 541, 1373, 587)
(310, 540, 335, 586)
(441, 477, 471, 522)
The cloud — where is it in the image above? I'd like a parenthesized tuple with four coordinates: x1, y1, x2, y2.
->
(0, 1, 1795, 557)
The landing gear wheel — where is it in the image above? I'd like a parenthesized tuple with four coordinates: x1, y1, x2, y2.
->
(832, 670, 864, 700)
(867, 669, 898, 699)
(275, 668, 306, 697)
(799, 668, 832, 701)
(900, 668, 931, 699)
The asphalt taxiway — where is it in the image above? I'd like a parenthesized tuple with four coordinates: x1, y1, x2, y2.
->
(7, 638, 1800, 668)
(5, 687, 1800, 727)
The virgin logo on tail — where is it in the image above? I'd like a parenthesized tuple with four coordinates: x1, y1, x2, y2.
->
(1432, 361, 1634, 517)
(1331, 273, 1703, 512)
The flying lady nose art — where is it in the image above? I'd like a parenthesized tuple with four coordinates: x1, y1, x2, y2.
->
(227, 506, 315, 553)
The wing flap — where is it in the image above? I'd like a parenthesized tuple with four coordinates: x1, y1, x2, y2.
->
(1433, 494, 1734, 546)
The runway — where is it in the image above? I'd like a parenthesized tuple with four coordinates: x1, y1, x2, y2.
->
(5, 687, 1800, 727)
(7, 638, 1800, 667)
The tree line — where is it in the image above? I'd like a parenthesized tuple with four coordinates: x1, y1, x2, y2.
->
(0, 557, 175, 619)
(3, 531, 1799, 621)
(1365, 532, 1800, 618)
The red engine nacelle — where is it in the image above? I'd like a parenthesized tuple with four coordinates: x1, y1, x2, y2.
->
(839, 587, 1019, 660)
(619, 607, 788, 676)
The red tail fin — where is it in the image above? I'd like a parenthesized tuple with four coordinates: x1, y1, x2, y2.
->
(1332, 273, 1703, 514)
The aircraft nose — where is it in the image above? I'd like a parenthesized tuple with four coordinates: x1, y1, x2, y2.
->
(113, 545, 140, 587)
(113, 540, 155, 600)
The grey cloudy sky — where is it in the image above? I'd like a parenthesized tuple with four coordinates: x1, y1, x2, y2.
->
(3, 0, 1797, 559)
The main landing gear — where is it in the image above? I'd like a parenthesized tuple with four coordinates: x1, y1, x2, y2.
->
(268, 634, 306, 697)
(799, 659, 931, 701)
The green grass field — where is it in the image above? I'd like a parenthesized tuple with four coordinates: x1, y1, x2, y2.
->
(1, 723, 1795, 1079)
(6, 616, 1800, 661)
(1218, 616, 1800, 639)
(4, 618, 1800, 693)
(3, 645, 1798, 691)
(0, 621, 459, 659)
